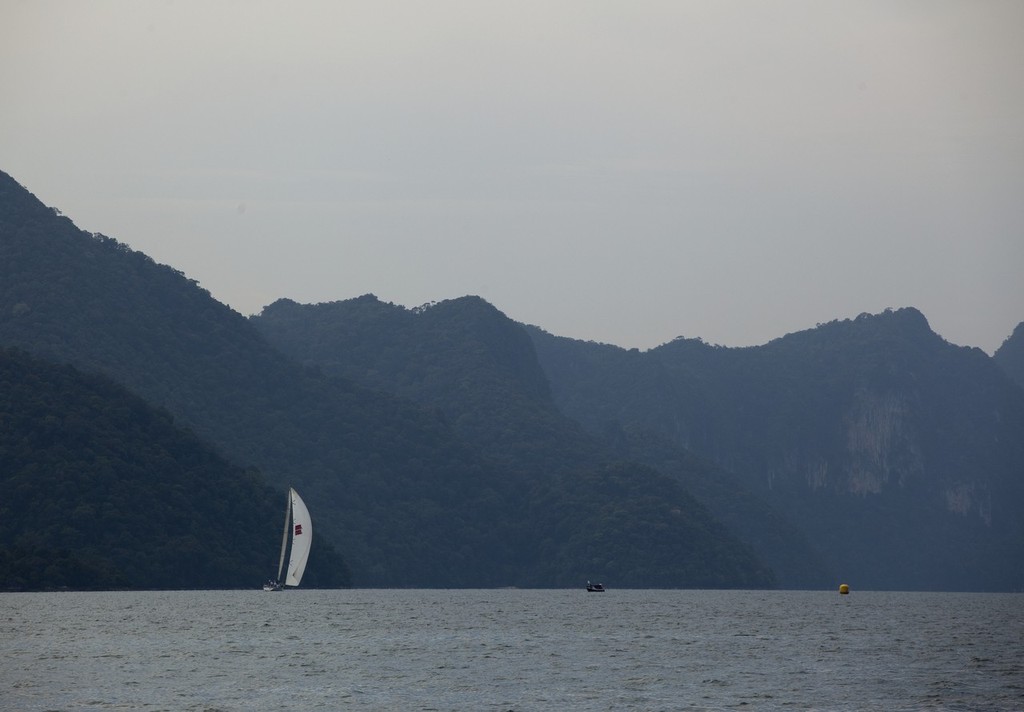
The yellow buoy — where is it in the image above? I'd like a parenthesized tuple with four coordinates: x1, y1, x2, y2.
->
(839, 583, 850, 595)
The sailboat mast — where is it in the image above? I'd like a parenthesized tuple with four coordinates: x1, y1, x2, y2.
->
(275, 489, 292, 582)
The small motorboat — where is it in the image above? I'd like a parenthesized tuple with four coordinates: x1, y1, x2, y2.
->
(586, 581, 605, 592)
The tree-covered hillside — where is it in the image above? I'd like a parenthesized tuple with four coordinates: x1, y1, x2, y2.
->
(254, 295, 778, 588)
(0, 169, 774, 588)
(255, 295, 594, 469)
(0, 170, 524, 586)
(0, 347, 350, 590)
(12, 164, 1015, 590)
(528, 309, 1024, 591)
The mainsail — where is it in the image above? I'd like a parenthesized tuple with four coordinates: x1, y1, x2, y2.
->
(267, 487, 312, 590)
(284, 488, 312, 587)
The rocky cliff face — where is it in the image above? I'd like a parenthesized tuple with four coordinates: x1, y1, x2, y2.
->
(777, 388, 924, 495)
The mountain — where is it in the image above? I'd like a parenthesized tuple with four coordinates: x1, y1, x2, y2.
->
(994, 321, 1024, 391)
(0, 346, 349, 590)
(254, 295, 814, 586)
(0, 169, 773, 588)
(255, 294, 780, 588)
(10, 165, 1015, 590)
(527, 309, 1024, 591)
(0, 169, 519, 587)
(254, 295, 563, 462)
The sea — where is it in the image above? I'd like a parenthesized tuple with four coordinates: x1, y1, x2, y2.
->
(2, 589, 1021, 711)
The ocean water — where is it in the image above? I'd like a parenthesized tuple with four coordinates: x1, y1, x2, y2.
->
(2, 589, 1021, 711)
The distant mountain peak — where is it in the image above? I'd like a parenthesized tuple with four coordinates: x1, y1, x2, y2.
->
(875, 306, 930, 329)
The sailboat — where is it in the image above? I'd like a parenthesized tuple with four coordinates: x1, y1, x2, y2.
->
(263, 488, 312, 591)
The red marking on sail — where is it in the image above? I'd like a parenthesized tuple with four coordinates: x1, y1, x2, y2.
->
(294, 524, 303, 536)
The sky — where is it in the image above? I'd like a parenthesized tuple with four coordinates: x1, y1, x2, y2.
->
(2, 1, 1022, 353)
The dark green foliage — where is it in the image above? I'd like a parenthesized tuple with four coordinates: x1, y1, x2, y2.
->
(20, 163, 1021, 591)
(0, 347, 350, 590)
(521, 461, 774, 588)
(253, 295, 775, 588)
(0, 170, 773, 588)
(0, 171, 505, 587)
(528, 309, 1024, 591)
(601, 425, 830, 589)
(0, 545, 129, 591)
(255, 295, 585, 469)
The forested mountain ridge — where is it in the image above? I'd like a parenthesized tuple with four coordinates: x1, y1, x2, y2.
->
(254, 295, 821, 587)
(0, 170, 506, 586)
(6, 166, 1018, 590)
(0, 347, 350, 590)
(527, 310, 1024, 591)
(0, 169, 774, 588)
(255, 295, 564, 461)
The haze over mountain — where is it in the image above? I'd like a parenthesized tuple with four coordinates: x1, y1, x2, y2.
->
(253, 295, 825, 588)
(2, 168, 1021, 591)
(1, 169, 771, 589)
(253, 294, 1024, 591)
(527, 310, 1024, 591)
(5, 2, 1021, 356)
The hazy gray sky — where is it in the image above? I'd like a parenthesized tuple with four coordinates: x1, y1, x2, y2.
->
(3, 1, 1022, 352)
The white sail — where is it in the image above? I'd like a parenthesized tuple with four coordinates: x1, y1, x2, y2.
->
(284, 488, 312, 587)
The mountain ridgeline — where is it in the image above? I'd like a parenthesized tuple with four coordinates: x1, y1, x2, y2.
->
(0, 170, 771, 589)
(2, 167, 1021, 591)
(253, 296, 821, 587)
(527, 310, 1024, 591)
